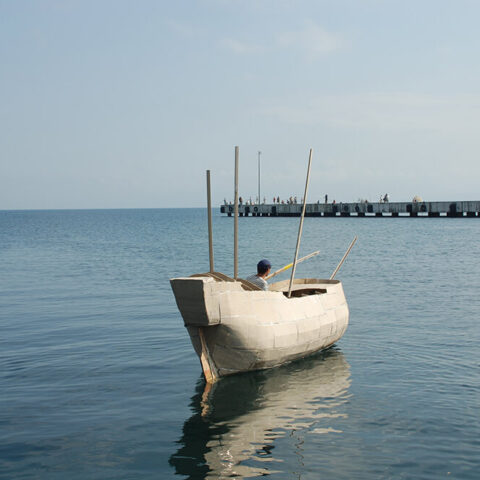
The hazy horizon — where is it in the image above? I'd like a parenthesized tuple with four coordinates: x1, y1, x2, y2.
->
(2, 1, 479, 210)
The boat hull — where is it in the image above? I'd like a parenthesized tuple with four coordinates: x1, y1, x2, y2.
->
(170, 276, 349, 378)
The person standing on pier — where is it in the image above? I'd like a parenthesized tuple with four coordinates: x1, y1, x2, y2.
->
(246, 259, 271, 291)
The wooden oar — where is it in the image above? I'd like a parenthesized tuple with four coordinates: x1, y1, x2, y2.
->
(266, 249, 321, 280)
(330, 236, 357, 280)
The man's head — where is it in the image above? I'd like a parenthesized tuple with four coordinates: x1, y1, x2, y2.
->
(257, 259, 271, 276)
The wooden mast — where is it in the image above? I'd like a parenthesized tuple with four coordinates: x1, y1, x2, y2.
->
(199, 169, 219, 384)
(206, 170, 214, 273)
(288, 149, 313, 298)
(234, 146, 239, 279)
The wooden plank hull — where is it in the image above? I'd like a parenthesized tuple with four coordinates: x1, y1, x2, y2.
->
(170, 276, 349, 379)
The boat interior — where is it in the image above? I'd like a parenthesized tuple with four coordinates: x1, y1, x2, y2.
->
(189, 272, 332, 297)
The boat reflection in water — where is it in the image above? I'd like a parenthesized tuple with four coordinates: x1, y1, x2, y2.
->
(170, 348, 351, 478)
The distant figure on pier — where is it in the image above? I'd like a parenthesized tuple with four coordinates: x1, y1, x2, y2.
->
(224, 198, 227, 205)
(273, 197, 276, 204)
(384, 193, 389, 202)
(325, 194, 328, 203)
(333, 200, 336, 205)
(294, 196, 298, 204)
(246, 259, 271, 291)
(277, 196, 280, 203)
(239, 196, 243, 205)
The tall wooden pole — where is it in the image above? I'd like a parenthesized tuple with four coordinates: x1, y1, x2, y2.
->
(234, 146, 239, 279)
(288, 149, 313, 298)
(206, 170, 214, 273)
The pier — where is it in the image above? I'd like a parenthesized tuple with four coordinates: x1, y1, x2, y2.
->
(220, 201, 480, 218)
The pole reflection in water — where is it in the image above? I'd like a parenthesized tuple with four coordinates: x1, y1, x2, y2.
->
(170, 348, 351, 479)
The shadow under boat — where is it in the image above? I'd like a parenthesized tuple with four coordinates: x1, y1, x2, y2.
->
(169, 347, 351, 479)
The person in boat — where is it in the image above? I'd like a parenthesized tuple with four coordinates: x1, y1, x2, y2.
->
(246, 259, 271, 291)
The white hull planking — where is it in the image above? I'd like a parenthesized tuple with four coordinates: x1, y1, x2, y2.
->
(170, 276, 349, 378)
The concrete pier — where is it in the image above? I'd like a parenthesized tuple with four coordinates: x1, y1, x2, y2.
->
(220, 201, 480, 218)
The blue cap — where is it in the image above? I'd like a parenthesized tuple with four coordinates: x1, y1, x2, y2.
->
(257, 259, 271, 273)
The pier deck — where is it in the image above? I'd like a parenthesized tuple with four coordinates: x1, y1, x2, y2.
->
(220, 201, 480, 218)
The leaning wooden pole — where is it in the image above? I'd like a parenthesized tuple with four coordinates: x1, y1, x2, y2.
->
(266, 249, 321, 280)
(234, 146, 239, 279)
(330, 236, 357, 280)
(206, 170, 214, 273)
(288, 149, 313, 298)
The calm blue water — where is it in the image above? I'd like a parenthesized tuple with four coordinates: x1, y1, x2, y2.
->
(1, 209, 479, 479)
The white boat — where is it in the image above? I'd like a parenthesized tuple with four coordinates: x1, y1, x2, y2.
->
(170, 148, 353, 382)
(170, 273, 349, 380)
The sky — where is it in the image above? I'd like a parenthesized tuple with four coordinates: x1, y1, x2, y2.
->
(1, 0, 480, 209)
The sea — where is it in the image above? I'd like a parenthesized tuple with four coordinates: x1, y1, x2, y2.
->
(1, 208, 479, 479)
